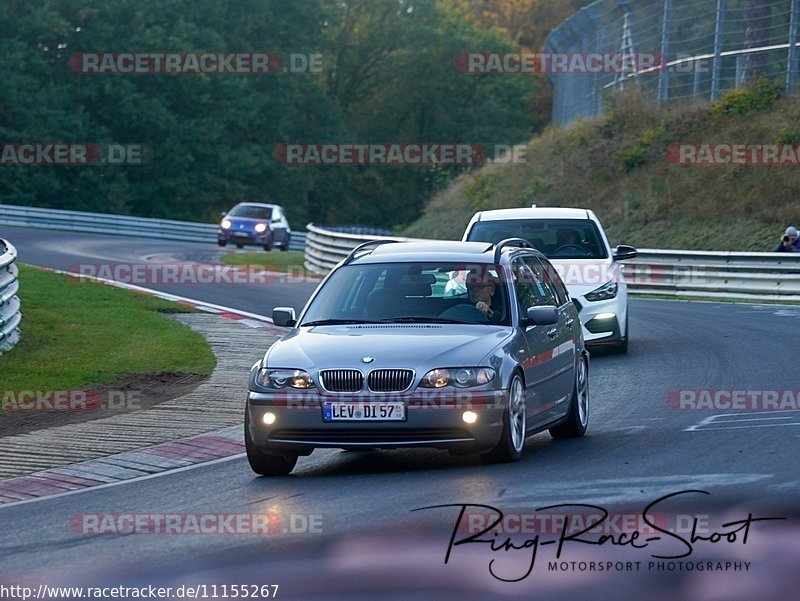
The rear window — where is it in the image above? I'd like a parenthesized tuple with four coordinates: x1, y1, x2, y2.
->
(466, 218, 608, 259)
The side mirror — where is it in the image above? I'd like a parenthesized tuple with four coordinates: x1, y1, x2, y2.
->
(220, 211, 227, 218)
(272, 307, 296, 328)
(521, 306, 558, 328)
(613, 244, 638, 261)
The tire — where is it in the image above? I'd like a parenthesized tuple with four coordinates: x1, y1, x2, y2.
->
(481, 373, 526, 463)
(217, 240, 227, 248)
(236, 244, 244, 249)
(549, 353, 589, 439)
(244, 411, 297, 476)
(281, 234, 291, 251)
(263, 235, 274, 252)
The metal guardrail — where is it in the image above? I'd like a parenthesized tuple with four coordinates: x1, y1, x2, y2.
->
(0, 239, 22, 354)
(621, 249, 800, 301)
(304, 223, 415, 275)
(0, 204, 306, 251)
(305, 224, 800, 302)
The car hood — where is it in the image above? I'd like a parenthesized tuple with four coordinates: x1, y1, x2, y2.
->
(265, 324, 514, 370)
(547, 258, 619, 298)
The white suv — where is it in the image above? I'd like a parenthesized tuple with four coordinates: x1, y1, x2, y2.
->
(463, 207, 637, 353)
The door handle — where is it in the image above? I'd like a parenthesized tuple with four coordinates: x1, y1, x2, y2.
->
(547, 327, 557, 339)
(565, 318, 575, 329)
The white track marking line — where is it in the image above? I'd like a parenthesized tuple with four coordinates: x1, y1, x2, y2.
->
(704, 416, 795, 423)
(711, 409, 800, 418)
(41, 266, 280, 324)
(685, 411, 800, 431)
(691, 423, 800, 431)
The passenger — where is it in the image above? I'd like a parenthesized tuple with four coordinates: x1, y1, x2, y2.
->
(444, 270, 467, 296)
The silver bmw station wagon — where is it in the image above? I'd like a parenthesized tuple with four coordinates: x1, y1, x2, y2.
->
(245, 239, 589, 475)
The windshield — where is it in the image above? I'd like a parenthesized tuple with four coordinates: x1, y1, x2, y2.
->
(229, 205, 273, 220)
(466, 218, 608, 259)
(301, 262, 511, 326)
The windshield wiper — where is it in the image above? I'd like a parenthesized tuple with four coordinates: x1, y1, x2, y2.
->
(379, 316, 471, 324)
(301, 319, 379, 327)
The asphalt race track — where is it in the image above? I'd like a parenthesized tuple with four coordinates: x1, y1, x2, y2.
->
(0, 226, 319, 316)
(1, 225, 798, 600)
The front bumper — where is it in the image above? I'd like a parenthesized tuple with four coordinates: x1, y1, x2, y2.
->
(246, 388, 507, 453)
(218, 229, 270, 245)
(573, 293, 627, 345)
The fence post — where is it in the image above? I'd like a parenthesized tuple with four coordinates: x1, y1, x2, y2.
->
(711, 0, 725, 101)
(736, 54, 744, 87)
(585, 3, 607, 116)
(658, 0, 672, 106)
(615, 1, 636, 90)
(789, 0, 799, 94)
(693, 58, 703, 96)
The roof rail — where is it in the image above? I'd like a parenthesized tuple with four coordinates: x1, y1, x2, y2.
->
(343, 239, 402, 265)
(493, 238, 533, 264)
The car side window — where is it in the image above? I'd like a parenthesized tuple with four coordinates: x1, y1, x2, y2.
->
(522, 256, 561, 307)
(527, 256, 569, 307)
(511, 258, 554, 311)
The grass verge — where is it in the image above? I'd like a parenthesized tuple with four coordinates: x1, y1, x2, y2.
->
(0, 264, 216, 391)
(404, 82, 800, 252)
(219, 251, 306, 273)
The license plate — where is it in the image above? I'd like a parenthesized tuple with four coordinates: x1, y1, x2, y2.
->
(233, 232, 249, 237)
(323, 402, 406, 422)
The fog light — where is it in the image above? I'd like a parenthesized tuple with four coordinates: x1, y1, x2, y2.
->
(593, 312, 616, 320)
(262, 412, 276, 425)
(462, 410, 478, 424)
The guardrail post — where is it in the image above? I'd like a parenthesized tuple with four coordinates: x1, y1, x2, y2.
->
(711, 0, 726, 101)
(658, 0, 672, 106)
(0, 239, 22, 355)
(788, 0, 799, 94)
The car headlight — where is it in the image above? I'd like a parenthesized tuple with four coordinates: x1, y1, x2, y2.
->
(220, 219, 232, 229)
(257, 368, 315, 389)
(585, 280, 618, 302)
(419, 367, 495, 388)
(255, 223, 268, 233)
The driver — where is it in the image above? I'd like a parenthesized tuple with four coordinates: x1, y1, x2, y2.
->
(466, 268, 499, 318)
(557, 228, 580, 246)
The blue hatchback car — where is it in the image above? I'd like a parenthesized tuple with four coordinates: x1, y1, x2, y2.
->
(217, 202, 291, 251)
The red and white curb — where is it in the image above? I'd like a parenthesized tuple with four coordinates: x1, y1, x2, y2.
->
(0, 267, 295, 507)
(0, 426, 245, 506)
